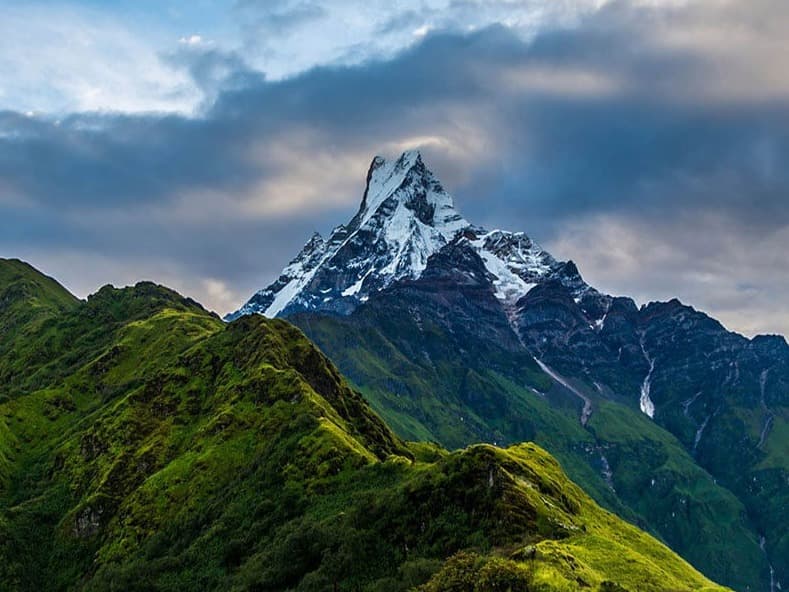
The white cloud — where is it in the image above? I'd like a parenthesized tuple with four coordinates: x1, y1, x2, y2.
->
(201, 278, 239, 313)
(0, 5, 201, 114)
(0, 1, 719, 115)
(236, 0, 609, 80)
(412, 25, 432, 38)
(179, 34, 204, 46)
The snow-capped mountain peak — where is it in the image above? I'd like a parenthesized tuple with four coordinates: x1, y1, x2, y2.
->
(353, 150, 468, 237)
(227, 151, 606, 321)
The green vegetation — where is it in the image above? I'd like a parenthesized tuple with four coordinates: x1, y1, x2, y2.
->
(0, 259, 729, 591)
(587, 403, 764, 588)
(292, 308, 766, 591)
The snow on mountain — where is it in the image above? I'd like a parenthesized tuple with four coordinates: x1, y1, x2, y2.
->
(470, 230, 555, 305)
(227, 150, 605, 321)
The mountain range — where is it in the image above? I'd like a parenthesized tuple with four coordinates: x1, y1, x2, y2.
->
(230, 151, 788, 592)
(0, 258, 729, 591)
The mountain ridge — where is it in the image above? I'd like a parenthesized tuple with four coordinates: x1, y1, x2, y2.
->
(230, 153, 787, 591)
(0, 258, 730, 592)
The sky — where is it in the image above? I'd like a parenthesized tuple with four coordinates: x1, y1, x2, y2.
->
(1, 0, 788, 337)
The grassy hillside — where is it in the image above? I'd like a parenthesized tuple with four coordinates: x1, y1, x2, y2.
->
(292, 307, 764, 590)
(0, 259, 729, 591)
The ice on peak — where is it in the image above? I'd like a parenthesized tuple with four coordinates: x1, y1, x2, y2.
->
(399, 149, 422, 164)
(381, 149, 422, 169)
(361, 152, 425, 204)
(469, 229, 556, 305)
(356, 150, 466, 239)
(363, 151, 418, 180)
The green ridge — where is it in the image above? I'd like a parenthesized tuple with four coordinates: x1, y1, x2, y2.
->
(0, 260, 729, 591)
(291, 310, 764, 590)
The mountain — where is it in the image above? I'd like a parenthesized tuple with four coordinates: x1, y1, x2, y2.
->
(0, 259, 730, 592)
(232, 152, 787, 592)
(227, 151, 605, 321)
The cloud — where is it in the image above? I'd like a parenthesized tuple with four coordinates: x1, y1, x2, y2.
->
(234, 0, 604, 79)
(546, 214, 789, 337)
(0, 4, 200, 114)
(235, 1, 327, 36)
(163, 46, 263, 105)
(179, 35, 204, 46)
(1, 0, 789, 336)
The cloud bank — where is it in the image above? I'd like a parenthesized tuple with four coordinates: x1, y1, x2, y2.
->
(1, 0, 788, 336)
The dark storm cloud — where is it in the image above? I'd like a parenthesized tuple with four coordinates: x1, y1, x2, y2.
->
(468, 97, 789, 233)
(1, 0, 788, 332)
(0, 108, 259, 208)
